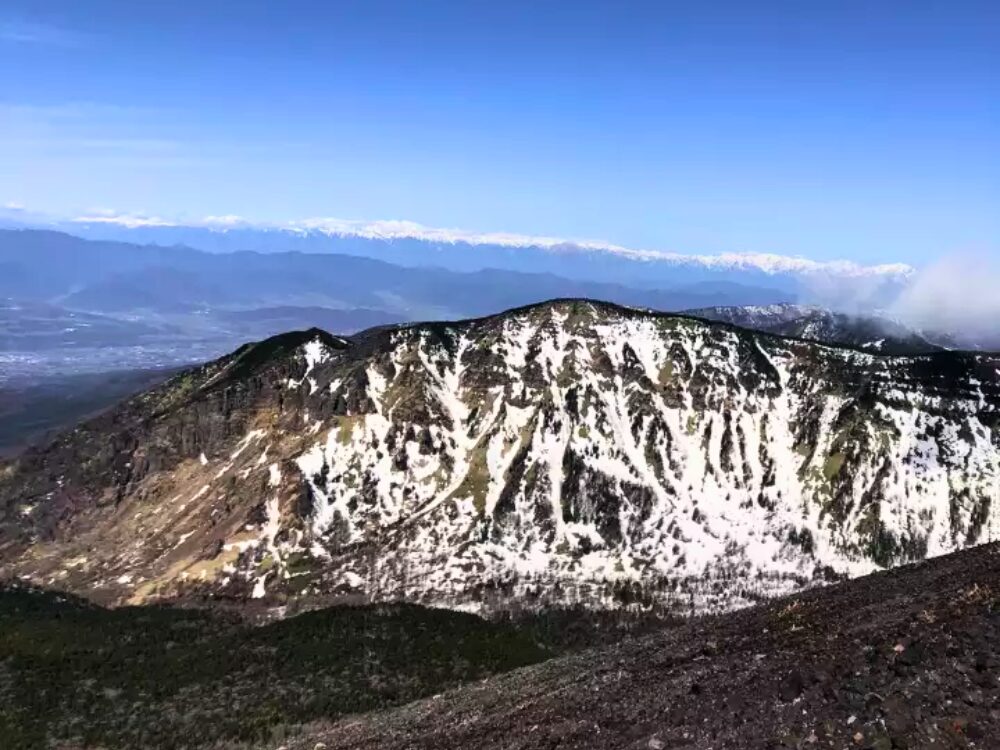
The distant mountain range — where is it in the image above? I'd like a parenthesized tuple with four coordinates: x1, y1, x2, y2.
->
(3, 228, 978, 366)
(0, 208, 913, 304)
(0, 229, 798, 319)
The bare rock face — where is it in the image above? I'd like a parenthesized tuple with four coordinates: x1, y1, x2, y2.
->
(2, 299, 1000, 614)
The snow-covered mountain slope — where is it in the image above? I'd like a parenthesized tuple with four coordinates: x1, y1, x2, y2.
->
(2, 299, 999, 616)
(686, 303, 955, 355)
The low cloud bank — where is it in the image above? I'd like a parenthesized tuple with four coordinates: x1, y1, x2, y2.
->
(890, 254, 1000, 347)
(801, 271, 906, 315)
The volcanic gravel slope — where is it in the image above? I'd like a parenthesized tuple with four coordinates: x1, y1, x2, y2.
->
(283, 542, 1000, 750)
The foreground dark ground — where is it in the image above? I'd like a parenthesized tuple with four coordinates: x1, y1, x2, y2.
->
(283, 544, 1000, 750)
(2, 544, 998, 749)
(0, 591, 552, 749)
(0, 584, 671, 749)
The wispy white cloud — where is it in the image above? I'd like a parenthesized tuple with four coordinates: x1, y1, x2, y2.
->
(202, 215, 250, 227)
(0, 102, 155, 119)
(74, 210, 176, 228)
(0, 101, 198, 171)
(9, 137, 183, 153)
(0, 19, 88, 47)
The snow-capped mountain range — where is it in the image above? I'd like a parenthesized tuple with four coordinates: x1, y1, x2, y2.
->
(3, 299, 998, 615)
(0, 206, 913, 305)
(67, 212, 913, 278)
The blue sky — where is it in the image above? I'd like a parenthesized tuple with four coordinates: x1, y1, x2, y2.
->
(1, 1, 997, 264)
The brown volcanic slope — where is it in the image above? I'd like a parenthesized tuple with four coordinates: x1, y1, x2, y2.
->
(282, 543, 1000, 750)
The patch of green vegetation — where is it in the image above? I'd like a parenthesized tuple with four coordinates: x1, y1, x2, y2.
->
(555, 354, 580, 388)
(0, 585, 549, 750)
(577, 425, 590, 439)
(379, 347, 432, 417)
(656, 316, 697, 334)
(874, 425, 896, 452)
(204, 329, 345, 396)
(801, 464, 835, 513)
(335, 415, 363, 445)
(855, 503, 882, 554)
(151, 371, 202, 412)
(822, 452, 846, 482)
(449, 439, 491, 513)
(523, 461, 540, 499)
(283, 552, 314, 576)
(563, 301, 596, 331)
(793, 441, 813, 457)
(658, 361, 674, 385)
(855, 505, 928, 567)
(685, 414, 698, 436)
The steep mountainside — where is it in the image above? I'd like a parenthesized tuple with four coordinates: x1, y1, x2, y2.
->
(2, 299, 999, 615)
(687, 303, 953, 355)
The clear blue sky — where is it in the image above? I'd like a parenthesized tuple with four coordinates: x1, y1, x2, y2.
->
(1, 1, 997, 264)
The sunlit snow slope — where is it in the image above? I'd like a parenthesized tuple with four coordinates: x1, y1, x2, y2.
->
(2, 300, 998, 615)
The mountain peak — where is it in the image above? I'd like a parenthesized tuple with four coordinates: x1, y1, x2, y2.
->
(2, 300, 998, 616)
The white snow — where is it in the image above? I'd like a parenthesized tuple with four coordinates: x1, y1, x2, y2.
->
(171, 303, 1000, 615)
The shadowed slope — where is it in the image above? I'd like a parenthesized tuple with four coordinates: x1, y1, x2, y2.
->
(286, 542, 1000, 750)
